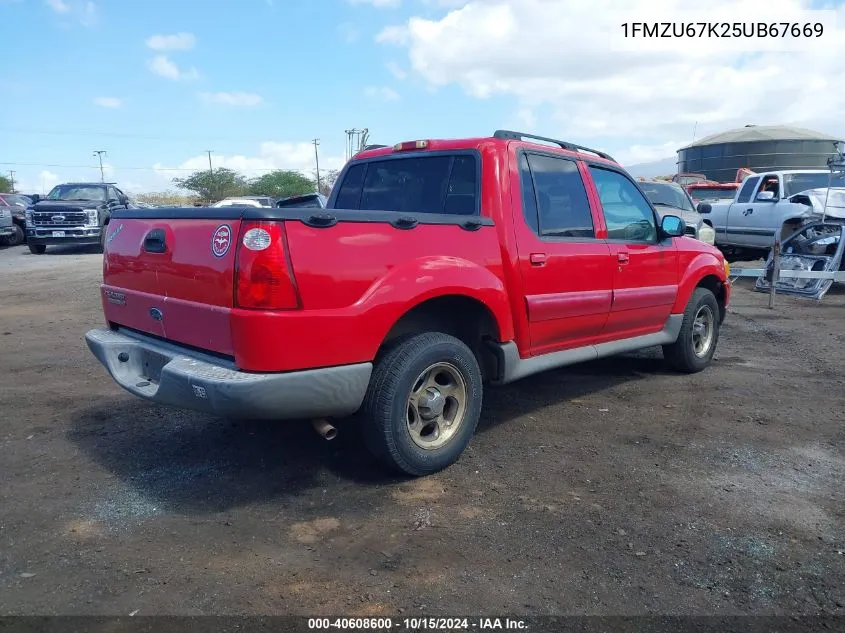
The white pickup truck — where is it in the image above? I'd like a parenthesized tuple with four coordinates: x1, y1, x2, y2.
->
(703, 169, 845, 261)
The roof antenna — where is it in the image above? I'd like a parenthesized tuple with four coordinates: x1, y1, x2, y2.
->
(692, 121, 698, 143)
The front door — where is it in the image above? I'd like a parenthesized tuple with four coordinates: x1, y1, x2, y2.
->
(725, 175, 765, 247)
(732, 174, 780, 248)
(512, 150, 615, 356)
(585, 165, 680, 340)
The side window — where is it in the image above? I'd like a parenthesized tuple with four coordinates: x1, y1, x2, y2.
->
(442, 155, 478, 215)
(519, 154, 539, 233)
(520, 153, 595, 238)
(588, 166, 657, 242)
(107, 186, 119, 201)
(736, 176, 760, 203)
(757, 175, 779, 199)
(334, 163, 365, 209)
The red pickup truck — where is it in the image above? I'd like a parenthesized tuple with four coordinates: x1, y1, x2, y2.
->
(85, 130, 731, 476)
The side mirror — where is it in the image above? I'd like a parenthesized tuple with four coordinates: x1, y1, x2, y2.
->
(755, 190, 776, 202)
(30, 194, 41, 203)
(697, 202, 712, 214)
(660, 214, 686, 238)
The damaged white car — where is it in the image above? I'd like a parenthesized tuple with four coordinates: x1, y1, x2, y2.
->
(707, 169, 845, 261)
(754, 222, 845, 301)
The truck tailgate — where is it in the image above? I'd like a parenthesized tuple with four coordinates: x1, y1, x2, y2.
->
(102, 214, 240, 357)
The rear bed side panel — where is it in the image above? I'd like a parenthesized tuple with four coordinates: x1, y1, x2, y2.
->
(231, 221, 513, 372)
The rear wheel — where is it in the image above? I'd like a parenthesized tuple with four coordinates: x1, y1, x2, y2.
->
(361, 332, 483, 476)
(662, 287, 720, 373)
(28, 244, 47, 255)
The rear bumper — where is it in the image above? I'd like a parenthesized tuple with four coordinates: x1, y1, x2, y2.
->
(85, 328, 372, 420)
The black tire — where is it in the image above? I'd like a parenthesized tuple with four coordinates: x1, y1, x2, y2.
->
(662, 287, 720, 373)
(361, 332, 483, 476)
(6, 224, 24, 247)
(28, 243, 47, 255)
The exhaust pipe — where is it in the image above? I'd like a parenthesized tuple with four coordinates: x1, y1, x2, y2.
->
(311, 418, 337, 441)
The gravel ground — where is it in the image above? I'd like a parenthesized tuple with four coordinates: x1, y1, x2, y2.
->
(0, 242, 843, 616)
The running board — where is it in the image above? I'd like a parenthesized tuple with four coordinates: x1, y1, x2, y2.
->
(491, 315, 684, 384)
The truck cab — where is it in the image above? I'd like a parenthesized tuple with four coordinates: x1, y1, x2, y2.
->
(26, 182, 131, 254)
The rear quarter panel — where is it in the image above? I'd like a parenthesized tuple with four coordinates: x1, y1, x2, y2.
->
(232, 221, 514, 371)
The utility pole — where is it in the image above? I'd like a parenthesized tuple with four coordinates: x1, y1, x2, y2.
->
(8, 170, 15, 193)
(312, 139, 321, 192)
(205, 150, 215, 202)
(345, 128, 368, 160)
(93, 150, 107, 182)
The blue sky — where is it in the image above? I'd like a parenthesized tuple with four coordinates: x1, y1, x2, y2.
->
(3, 0, 517, 193)
(4, 0, 845, 193)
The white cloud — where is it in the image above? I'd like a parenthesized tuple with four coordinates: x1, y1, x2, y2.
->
(45, 0, 69, 12)
(148, 55, 199, 81)
(93, 96, 122, 108)
(80, 0, 96, 26)
(385, 60, 407, 80)
(348, 0, 401, 7)
(376, 24, 408, 44)
(145, 32, 196, 51)
(156, 142, 347, 183)
(377, 0, 845, 159)
(45, 0, 97, 26)
(199, 91, 263, 106)
(337, 22, 361, 43)
(364, 85, 400, 101)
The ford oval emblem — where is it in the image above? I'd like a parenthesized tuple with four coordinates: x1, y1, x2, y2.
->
(149, 307, 163, 321)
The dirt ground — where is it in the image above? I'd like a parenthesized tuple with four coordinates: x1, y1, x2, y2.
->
(0, 242, 843, 617)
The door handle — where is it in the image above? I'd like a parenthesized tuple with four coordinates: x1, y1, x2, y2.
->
(617, 252, 629, 264)
(143, 228, 167, 253)
(529, 252, 547, 266)
(744, 208, 753, 216)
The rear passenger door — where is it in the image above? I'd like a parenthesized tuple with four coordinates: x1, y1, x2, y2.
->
(512, 151, 615, 355)
(586, 165, 679, 339)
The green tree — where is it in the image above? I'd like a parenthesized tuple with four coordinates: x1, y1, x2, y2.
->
(0, 175, 13, 193)
(172, 168, 248, 202)
(316, 169, 340, 197)
(249, 170, 315, 199)
(136, 190, 198, 206)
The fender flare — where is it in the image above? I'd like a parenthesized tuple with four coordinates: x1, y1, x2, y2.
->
(672, 252, 728, 313)
(355, 255, 515, 352)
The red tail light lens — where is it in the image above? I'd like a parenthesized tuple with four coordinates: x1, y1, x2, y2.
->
(235, 220, 300, 310)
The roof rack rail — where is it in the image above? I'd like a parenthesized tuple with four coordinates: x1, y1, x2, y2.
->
(492, 130, 615, 162)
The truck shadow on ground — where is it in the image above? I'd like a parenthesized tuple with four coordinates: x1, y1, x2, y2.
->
(68, 349, 670, 515)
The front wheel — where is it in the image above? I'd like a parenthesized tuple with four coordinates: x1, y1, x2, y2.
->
(361, 332, 483, 476)
(662, 287, 720, 373)
(28, 243, 47, 255)
(6, 224, 25, 246)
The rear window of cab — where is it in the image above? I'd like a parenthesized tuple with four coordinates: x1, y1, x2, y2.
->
(334, 153, 479, 215)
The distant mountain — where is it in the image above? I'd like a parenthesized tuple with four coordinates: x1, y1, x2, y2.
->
(623, 157, 677, 178)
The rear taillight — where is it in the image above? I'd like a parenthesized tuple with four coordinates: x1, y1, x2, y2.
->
(235, 220, 300, 310)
